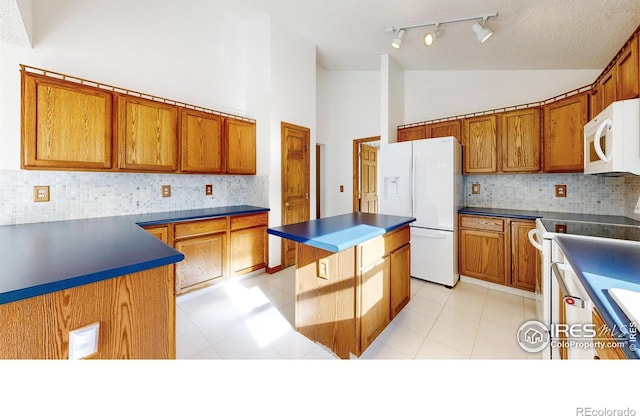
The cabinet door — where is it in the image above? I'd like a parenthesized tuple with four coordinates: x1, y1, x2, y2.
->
(360, 256, 390, 354)
(430, 120, 461, 141)
(500, 108, 541, 172)
(390, 243, 410, 319)
(22, 72, 112, 170)
(397, 125, 426, 142)
(459, 228, 505, 285)
(600, 68, 617, 111)
(225, 118, 256, 174)
(144, 225, 169, 243)
(542, 93, 587, 173)
(174, 233, 226, 294)
(117, 95, 178, 171)
(180, 109, 224, 173)
(510, 221, 539, 292)
(616, 35, 639, 101)
(230, 226, 267, 276)
(589, 87, 602, 121)
(463, 115, 498, 173)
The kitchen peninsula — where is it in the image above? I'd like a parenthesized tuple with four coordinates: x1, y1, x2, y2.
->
(267, 212, 415, 358)
(0, 205, 268, 359)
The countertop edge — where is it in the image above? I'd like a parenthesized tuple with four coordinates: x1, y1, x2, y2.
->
(0, 205, 269, 305)
(0, 253, 185, 306)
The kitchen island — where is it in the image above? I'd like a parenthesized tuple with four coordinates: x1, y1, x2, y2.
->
(267, 212, 415, 358)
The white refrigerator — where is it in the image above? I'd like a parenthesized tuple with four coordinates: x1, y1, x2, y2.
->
(378, 136, 463, 287)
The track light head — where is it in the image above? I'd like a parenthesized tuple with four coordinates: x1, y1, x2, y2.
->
(391, 29, 405, 49)
(423, 24, 441, 46)
(472, 22, 493, 43)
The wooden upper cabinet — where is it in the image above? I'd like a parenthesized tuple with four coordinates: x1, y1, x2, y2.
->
(463, 115, 498, 173)
(21, 72, 113, 170)
(180, 109, 224, 173)
(616, 35, 639, 101)
(600, 67, 617, 112)
(500, 108, 541, 172)
(397, 125, 426, 142)
(225, 118, 256, 174)
(543, 93, 588, 173)
(430, 120, 461, 141)
(117, 95, 178, 171)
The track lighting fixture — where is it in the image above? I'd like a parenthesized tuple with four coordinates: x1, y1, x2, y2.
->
(472, 19, 493, 43)
(391, 29, 405, 49)
(423, 24, 441, 46)
(385, 12, 497, 49)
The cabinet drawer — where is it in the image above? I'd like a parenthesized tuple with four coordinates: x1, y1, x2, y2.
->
(230, 212, 268, 231)
(385, 226, 410, 254)
(360, 226, 411, 268)
(459, 215, 504, 232)
(174, 218, 227, 239)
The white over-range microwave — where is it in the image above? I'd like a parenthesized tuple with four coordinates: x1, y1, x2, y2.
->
(583, 98, 640, 176)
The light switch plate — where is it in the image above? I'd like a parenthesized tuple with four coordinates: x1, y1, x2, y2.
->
(318, 259, 329, 279)
(69, 322, 100, 360)
(471, 183, 481, 194)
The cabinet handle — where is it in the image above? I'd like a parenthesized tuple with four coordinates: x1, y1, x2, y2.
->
(551, 262, 586, 309)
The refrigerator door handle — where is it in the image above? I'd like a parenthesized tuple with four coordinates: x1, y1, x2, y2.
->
(412, 228, 447, 238)
(411, 152, 416, 216)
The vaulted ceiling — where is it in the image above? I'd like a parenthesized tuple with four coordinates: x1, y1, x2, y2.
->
(242, 0, 640, 71)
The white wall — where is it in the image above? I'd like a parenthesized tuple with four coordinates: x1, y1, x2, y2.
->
(266, 20, 317, 267)
(317, 68, 380, 217)
(403, 70, 601, 123)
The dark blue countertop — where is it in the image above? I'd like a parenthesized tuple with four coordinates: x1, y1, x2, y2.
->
(0, 205, 269, 305)
(267, 212, 416, 253)
(459, 206, 640, 225)
(555, 235, 640, 359)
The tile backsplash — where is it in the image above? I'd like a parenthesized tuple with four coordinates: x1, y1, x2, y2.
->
(0, 170, 269, 226)
(464, 173, 640, 218)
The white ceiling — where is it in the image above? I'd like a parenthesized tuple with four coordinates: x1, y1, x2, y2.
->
(242, 0, 640, 71)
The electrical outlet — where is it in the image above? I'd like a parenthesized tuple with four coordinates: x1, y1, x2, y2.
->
(471, 183, 481, 194)
(205, 184, 213, 196)
(162, 185, 171, 198)
(318, 258, 329, 279)
(635, 196, 640, 214)
(555, 184, 567, 198)
(34, 186, 50, 202)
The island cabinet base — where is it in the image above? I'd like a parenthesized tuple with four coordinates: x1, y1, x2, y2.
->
(0, 265, 175, 359)
(294, 226, 411, 359)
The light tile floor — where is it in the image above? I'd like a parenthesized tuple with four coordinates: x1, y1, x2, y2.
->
(176, 267, 541, 359)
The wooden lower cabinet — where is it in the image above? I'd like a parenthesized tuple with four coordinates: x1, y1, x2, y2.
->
(175, 232, 226, 293)
(459, 228, 506, 285)
(295, 225, 411, 358)
(145, 212, 268, 295)
(459, 214, 538, 292)
(230, 213, 268, 277)
(359, 256, 391, 353)
(0, 265, 175, 359)
(510, 221, 539, 291)
(592, 308, 627, 360)
(390, 242, 411, 318)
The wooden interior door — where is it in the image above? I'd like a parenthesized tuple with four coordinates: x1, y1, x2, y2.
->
(281, 122, 310, 268)
(359, 143, 378, 213)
